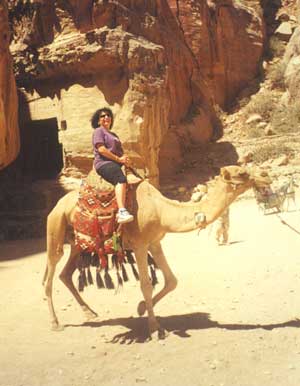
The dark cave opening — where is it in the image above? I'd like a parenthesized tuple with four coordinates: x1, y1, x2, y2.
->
(19, 117, 63, 180)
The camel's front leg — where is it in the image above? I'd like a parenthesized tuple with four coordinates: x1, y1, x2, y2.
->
(59, 243, 98, 321)
(137, 242, 177, 322)
(134, 246, 164, 339)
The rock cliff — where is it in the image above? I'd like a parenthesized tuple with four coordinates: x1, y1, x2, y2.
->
(0, 0, 20, 170)
(167, 0, 265, 109)
(3, 0, 266, 184)
(284, 26, 300, 100)
(8, 0, 218, 183)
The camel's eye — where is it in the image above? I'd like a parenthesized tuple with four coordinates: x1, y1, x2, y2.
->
(238, 172, 249, 179)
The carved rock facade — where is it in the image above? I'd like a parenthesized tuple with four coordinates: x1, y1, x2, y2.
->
(5, 0, 265, 184)
(9, 0, 218, 184)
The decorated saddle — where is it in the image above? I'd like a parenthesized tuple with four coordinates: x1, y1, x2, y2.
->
(74, 181, 122, 267)
(73, 169, 157, 292)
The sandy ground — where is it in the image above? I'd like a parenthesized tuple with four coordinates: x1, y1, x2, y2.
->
(1, 197, 300, 386)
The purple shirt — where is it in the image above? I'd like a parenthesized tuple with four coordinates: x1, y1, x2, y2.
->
(92, 126, 124, 170)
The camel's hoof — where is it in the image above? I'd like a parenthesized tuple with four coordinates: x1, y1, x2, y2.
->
(148, 327, 168, 340)
(137, 301, 146, 316)
(51, 323, 64, 332)
(157, 327, 168, 340)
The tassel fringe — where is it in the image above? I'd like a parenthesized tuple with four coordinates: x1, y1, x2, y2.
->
(82, 269, 88, 287)
(112, 253, 118, 268)
(125, 250, 136, 264)
(147, 252, 157, 268)
(117, 271, 123, 287)
(77, 249, 157, 291)
(150, 265, 158, 287)
(96, 269, 105, 289)
(121, 263, 129, 282)
(87, 267, 93, 285)
(78, 270, 85, 292)
(131, 263, 140, 281)
(91, 253, 99, 267)
(104, 268, 115, 289)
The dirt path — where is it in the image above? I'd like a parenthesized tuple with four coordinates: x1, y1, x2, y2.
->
(1, 197, 300, 386)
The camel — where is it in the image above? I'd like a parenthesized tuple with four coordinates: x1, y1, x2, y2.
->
(254, 176, 298, 214)
(44, 165, 271, 338)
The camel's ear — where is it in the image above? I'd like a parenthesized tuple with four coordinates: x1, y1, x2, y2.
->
(220, 167, 231, 180)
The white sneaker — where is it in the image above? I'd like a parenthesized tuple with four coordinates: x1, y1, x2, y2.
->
(117, 208, 134, 224)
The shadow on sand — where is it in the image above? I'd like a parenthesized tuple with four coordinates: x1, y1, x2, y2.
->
(65, 312, 300, 344)
(0, 237, 46, 261)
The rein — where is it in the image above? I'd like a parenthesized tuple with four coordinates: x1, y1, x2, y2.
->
(275, 213, 300, 236)
(127, 166, 144, 180)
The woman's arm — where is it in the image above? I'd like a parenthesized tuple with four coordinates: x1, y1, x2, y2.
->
(97, 145, 130, 165)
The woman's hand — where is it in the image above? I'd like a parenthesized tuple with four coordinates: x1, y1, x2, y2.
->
(119, 155, 131, 166)
(97, 145, 131, 166)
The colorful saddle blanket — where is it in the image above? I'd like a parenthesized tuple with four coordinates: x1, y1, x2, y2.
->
(73, 181, 124, 268)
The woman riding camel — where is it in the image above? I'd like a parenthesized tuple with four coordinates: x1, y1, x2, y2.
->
(91, 107, 134, 224)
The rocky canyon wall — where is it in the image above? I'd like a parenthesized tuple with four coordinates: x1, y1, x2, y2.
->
(3, 0, 266, 184)
(9, 0, 218, 184)
(167, 0, 265, 109)
(0, 0, 20, 170)
(283, 0, 300, 102)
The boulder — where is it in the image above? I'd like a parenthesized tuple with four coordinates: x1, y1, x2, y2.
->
(275, 21, 294, 40)
(246, 114, 262, 124)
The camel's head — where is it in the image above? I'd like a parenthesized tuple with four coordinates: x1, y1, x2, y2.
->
(194, 165, 272, 228)
(220, 165, 272, 193)
(247, 166, 273, 191)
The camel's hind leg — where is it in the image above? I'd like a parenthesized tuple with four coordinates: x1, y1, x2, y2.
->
(137, 241, 177, 321)
(44, 202, 71, 331)
(59, 243, 98, 321)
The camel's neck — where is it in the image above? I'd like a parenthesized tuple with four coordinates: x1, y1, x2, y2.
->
(159, 179, 247, 233)
(200, 180, 241, 224)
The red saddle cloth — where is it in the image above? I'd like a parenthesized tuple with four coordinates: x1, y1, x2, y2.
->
(73, 181, 124, 268)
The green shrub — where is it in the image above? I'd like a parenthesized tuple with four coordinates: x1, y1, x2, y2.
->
(267, 60, 287, 90)
(244, 90, 276, 120)
(268, 36, 286, 58)
(247, 126, 264, 138)
(271, 102, 300, 134)
(252, 142, 293, 163)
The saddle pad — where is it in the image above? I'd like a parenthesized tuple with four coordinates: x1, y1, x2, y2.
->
(73, 181, 120, 264)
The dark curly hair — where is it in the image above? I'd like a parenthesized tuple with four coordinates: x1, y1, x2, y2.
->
(90, 107, 114, 129)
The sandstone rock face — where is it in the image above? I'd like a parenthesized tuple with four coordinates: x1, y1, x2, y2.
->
(5, 0, 266, 182)
(9, 0, 218, 184)
(0, 0, 20, 170)
(167, 0, 265, 109)
(284, 26, 300, 101)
